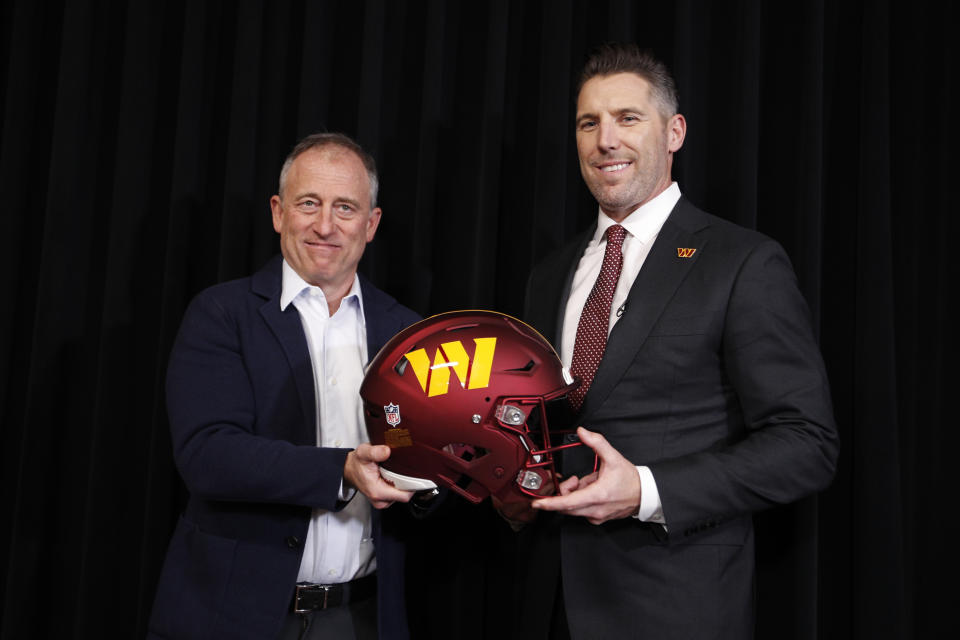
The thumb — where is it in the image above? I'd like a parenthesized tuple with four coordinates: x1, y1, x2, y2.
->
(577, 427, 615, 460)
(359, 443, 392, 463)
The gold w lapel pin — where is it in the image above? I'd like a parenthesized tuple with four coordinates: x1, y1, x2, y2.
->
(677, 248, 697, 258)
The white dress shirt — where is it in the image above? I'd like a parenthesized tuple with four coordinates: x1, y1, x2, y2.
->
(280, 260, 375, 584)
(560, 182, 682, 524)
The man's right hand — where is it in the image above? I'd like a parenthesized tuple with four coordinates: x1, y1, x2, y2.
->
(531, 427, 642, 524)
(344, 444, 414, 509)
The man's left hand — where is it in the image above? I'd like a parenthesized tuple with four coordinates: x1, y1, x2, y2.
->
(344, 444, 414, 509)
(531, 427, 641, 525)
(491, 470, 557, 530)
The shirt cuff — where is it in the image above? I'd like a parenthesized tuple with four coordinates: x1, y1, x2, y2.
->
(633, 465, 665, 524)
(338, 480, 356, 503)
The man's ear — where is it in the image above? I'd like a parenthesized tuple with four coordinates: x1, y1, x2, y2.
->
(366, 207, 382, 242)
(667, 114, 687, 153)
(270, 195, 283, 233)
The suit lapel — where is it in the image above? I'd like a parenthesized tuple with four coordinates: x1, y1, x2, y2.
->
(578, 199, 711, 420)
(359, 274, 409, 363)
(253, 257, 316, 440)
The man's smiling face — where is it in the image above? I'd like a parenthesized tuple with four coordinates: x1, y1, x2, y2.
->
(270, 146, 381, 294)
(575, 72, 684, 220)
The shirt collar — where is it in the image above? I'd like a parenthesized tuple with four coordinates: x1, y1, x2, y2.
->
(279, 260, 365, 319)
(593, 182, 681, 245)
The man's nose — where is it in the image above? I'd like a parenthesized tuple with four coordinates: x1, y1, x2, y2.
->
(597, 120, 620, 150)
(312, 209, 334, 235)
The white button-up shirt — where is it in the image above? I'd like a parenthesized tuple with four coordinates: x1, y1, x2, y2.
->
(561, 182, 682, 525)
(280, 260, 375, 583)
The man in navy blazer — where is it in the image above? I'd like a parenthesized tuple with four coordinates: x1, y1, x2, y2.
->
(149, 133, 419, 640)
(518, 45, 840, 638)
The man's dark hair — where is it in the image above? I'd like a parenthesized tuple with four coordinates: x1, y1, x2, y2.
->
(278, 132, 379, 206)
(577, 43, 679, 119)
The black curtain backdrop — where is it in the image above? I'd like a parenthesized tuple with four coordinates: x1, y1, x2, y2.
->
(1, 0, 956, 638)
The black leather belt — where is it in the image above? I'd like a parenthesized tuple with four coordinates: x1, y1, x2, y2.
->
(293, 574, 377, 613)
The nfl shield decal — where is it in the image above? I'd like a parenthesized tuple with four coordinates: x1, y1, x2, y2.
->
(384, 403, 401, 427)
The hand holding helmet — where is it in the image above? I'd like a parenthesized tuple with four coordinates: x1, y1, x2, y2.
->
(343, 443, 414, 509)
(531, 426, 643, 524)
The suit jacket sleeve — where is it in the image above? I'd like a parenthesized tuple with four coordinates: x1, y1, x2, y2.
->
(167, 286, 348, 511)
(649, 238, 839, 534)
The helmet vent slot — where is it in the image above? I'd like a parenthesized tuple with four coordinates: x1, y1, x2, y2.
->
(505, 359, 536, 373)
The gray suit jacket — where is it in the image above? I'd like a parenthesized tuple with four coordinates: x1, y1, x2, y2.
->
(522, 197, 839, 639)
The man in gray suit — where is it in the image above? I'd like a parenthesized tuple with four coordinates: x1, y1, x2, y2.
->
(519, 43, 839, 639)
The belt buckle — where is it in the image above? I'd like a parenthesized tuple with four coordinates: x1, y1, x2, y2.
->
(294, 583, 333, 613)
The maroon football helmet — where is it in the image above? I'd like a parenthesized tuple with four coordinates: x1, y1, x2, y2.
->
(360, 310, 579, 503)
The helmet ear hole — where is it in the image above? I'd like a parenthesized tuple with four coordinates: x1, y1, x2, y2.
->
(454, 473, 473, 491)
(442, 443, 487, 462)
(446, 473, 488, 504)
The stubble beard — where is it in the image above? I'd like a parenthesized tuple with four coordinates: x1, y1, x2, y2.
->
(588, 143, 670, 217)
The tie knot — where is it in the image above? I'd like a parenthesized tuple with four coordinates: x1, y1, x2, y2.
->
(606, 224, 626, 248)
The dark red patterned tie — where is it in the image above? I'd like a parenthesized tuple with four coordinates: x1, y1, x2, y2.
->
(568, 224, 626, 412)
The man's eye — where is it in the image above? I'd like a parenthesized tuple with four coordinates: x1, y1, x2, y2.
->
(578, 121, 597, 131)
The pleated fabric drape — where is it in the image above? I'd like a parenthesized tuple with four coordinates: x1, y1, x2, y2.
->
(2, 1, 956, 638)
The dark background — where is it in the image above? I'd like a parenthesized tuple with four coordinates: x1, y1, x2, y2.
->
(1, 0, 956, 638)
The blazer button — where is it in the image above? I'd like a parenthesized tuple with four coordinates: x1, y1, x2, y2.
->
(285, 536, 301, 549)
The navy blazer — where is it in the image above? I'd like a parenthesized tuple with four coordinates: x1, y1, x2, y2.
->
(523, 198, 839, 639)
(149, 256, 420, 640)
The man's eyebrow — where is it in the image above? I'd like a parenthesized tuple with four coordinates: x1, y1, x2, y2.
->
(291, 192, 364, 208)
(575, 111, 599, 125)
(576, 107, 648, 125)
(334, 196, 363, 208)
(609, 106, 648, 118)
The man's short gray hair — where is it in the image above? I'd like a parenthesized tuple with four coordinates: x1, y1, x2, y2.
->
(277, 132, 379, 207)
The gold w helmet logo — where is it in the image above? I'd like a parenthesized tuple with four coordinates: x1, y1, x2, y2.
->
(405, 338, 497, 397)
